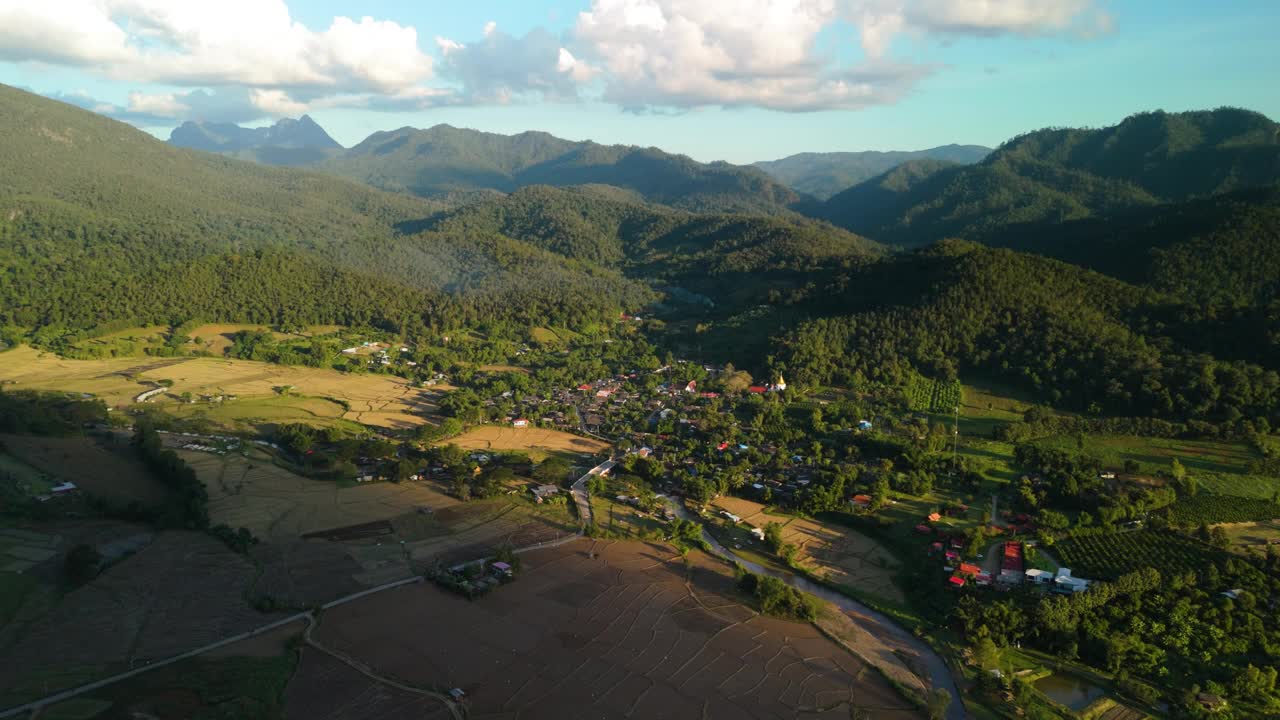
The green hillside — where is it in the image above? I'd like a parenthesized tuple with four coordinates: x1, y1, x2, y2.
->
(819, 108, 1280, 246)
(753, 144, 990, 200)
(777, 241, 1279, 428)
(418, 185, 884, 310)
(322, 124, 804, 215)
(0, 85, 651, 339)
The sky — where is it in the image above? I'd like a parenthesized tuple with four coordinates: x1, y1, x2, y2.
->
(1, 0, 1277, 163)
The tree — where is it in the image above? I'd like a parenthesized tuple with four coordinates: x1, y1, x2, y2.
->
(533, 456, 572, 485)
(764, 522, 784, 552)
(927, 688, 952, 720)
(1209, 526, 1231, 549)
(65, 544, 101, 584)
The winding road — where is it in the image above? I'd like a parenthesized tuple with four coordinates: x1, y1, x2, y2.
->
(671, 502, 968, 720)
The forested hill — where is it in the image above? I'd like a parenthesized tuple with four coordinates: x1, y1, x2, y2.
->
(983, 187, 1280, 307)
(776, 241, 1280, 430)
(320, 124, 805, 215)
(417, 185, 883, 310)
(753, 145, 990, 200)
(818, 108, 1280, 246)
(0, 84, 651, 340)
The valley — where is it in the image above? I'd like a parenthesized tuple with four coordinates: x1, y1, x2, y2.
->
(0, 75, 1278, 720)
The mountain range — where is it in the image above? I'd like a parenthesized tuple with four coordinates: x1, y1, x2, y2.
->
(752, 145, 991, 200)
(5, 83, 1279, 423)
(816, 108, 1280, 246)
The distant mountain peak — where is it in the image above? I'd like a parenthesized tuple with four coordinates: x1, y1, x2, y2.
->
(169, 115, 342, 156)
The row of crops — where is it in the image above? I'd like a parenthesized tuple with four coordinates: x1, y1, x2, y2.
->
(1053, 529, 1222, 580)
(1167, 495, 1280, 526)
(904, 373, 963, 413)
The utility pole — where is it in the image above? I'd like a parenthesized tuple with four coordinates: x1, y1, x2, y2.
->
(952, 405, 960, 476)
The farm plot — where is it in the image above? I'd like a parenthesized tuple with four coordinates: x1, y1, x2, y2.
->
(1053, 529, 1225, 580)
(1167, 495, 1280, 526)
(1218, 521, 1280, 552)
(905, 373, 962, 413)
(0, 530, 267, 707)
(447, 425, 610, 460)
(181, 450, 461, 540)
(0, 433, 169, 506)
(308, 540, 922, 720)
(713, 497, 904, 603)
(0, 346, 449, 430)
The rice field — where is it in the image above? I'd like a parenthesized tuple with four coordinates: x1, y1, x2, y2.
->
(447, 425, 610, 461)
(0, 345, 449, 430)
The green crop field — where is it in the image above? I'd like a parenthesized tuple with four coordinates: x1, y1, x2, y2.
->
(1168, 495, 1280, 526)
(1053, 529, 1224, 580)
(905, 373, 962, 413)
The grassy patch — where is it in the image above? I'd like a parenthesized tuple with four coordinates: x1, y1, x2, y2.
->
(0, 572, 40, 626)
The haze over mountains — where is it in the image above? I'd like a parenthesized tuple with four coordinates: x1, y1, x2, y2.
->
(752, 145, 991, 200)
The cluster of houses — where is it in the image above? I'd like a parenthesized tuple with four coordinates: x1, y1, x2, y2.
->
(932, 536, 1092, 594)
(428, 559, 516, 599)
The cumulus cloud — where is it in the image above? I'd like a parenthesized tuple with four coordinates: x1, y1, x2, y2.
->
(436, 25, 586, 103)
(3, 0, 1110, 122)
(571, 0, 1108, 111)
(0, 0, 435, 109)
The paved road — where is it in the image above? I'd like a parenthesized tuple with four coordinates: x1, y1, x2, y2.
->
(570, 459, 616, 526)
(672, 502, 968, 720)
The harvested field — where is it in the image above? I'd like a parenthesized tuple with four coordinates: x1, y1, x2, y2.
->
(403, 497, 578, 569)
(285, 650, 452, 720)
(0, 345, 450, 430)
(0, 433, 168, 506)
(309, 540, 921, 720)
(713, 497, 903, 603)
(0, 530, 268, 706)
(448, 425, 610, 461)
(181, 450, 461, 541)
(250, 542, 368, 609)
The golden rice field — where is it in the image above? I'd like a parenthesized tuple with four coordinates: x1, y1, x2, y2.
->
(0, 346, 449, 430)
(180, 449, 461, 540)
(447, 424, 611, 460)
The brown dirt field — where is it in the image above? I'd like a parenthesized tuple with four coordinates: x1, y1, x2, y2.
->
(713, 497, 903, 603)
(448, 425, 610, 460)
(308, 540, 921, 720)
(250, 541, 369, 608)
(0, 433, 168, 506)
(181, 451, 462, 541)
(0, 530, 269, 706)
(403, 497, 578, 569)
(0, 346, 450, 430)
(285, 650, 453, 720)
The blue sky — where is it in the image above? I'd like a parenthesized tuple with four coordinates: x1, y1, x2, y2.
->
(2, 1, 1277, 163)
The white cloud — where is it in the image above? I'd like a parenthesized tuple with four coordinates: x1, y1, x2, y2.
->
(126, 90, 189, 117)
(0, 0, 433, 95)
(4, 0, 1110, 122)
(570, 0, 1107, 110)
(436, 25, 584, 103)
(249, 89, 308, 116)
